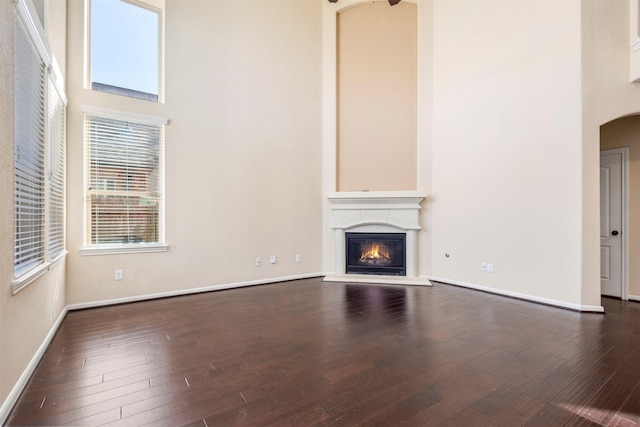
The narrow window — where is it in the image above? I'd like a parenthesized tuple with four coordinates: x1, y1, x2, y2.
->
(90, 0, 160, 101)
(12, 0, 67, 292)
(85, 113, 164, 246)
(48, 79, 66, 259)
(14, 9, 47, 278)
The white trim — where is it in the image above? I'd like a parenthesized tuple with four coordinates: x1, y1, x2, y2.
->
(0, 306, 68, 425)
(81, 105, 168, 125)
(80, 244, 169, 256)
(601, 148, 629, 301)
(622, 148, 630, 301)
(429, 276, 605, 313)
(333, 221, 421, 231)
(629, 294, 640, 303)
(631, 0, 639, 48)
(48, 251, 68, 269)
(65, 273, 324, 310)
(11, 252, 67, 294)
(84, 0, 91, 90)
(328, 196, 425, 211)
(327, 191, 426, 201)
(324, 274, 431, 286)
(12, 262, 50, 294)
(49, 56, 67, 104)
(14, 0, 51, 66)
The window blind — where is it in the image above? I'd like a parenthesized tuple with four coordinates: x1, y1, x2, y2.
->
(48, 79, 65, 258)
(14, 11, 47, 277)
(85, 114, 163, 245)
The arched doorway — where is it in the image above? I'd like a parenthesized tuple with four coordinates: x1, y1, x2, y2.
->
(600, 114, 640, 301)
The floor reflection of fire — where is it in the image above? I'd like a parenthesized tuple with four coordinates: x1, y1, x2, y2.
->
(359, 243, 392, 265)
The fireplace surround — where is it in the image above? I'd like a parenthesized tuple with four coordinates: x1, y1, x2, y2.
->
(324, 192, 429, 286)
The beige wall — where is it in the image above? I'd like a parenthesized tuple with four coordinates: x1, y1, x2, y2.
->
(0, 0, 67, 410)
(64, 0, 323, 304)
(336, 2, 417, 192)
(429, 0, 586, 306)
(321, 0, 635, 309)
(582, 0, 640, 305)
(47, 0, 66, 77)
(600, 115, 640, 298)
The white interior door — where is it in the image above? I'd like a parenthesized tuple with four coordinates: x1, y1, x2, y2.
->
(600, 151, 624, 297)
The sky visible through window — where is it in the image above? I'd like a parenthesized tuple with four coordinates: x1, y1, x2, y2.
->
(91, 0, 158, 96)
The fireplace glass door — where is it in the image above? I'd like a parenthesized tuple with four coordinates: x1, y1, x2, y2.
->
(345, 233, 406, 276)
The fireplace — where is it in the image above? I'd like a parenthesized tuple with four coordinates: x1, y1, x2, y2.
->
(325, 193, 428, 285)
(346, 232, 406, 276)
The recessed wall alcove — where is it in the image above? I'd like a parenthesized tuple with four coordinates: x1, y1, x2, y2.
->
(322, 0, 429, 285)
(336, 1, 417, 192)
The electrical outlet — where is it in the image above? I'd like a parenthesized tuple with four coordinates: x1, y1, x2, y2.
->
(481, 263, 487, 271)
(295, 254, 301, 263)
(115, 269, 123, 281)
(487, 263, 494, 273)
(255, 258, 261, 267)
(270, 255, 276, 264)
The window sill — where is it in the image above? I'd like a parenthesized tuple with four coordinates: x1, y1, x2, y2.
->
(80, 244, 169, 256)
(12, 250, 68, 295)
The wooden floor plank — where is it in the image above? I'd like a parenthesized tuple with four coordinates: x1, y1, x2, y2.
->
(5, 279, 640, 426)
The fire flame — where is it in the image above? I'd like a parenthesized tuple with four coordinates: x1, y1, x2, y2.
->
(360, 244, 391, 262)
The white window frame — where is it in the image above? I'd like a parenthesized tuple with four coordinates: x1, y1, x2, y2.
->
(85, 0, 165, 103)
(632, 0, 640, 51)
(80, 106, 168, 256)
(48, 59, 67, 261)
(12, 0, 68, 294)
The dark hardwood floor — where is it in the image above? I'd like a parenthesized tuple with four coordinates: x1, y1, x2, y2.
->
(6, 278, 640, 426)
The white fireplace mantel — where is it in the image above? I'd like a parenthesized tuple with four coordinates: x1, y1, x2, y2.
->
(324, 192, 430, 286)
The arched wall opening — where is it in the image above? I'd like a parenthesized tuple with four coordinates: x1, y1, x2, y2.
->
(600, 113, 640, 301)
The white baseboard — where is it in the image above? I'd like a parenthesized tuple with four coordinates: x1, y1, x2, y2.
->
(429, 276, 605, 313)
(66, 273, 324, 311)
(323, 274, 432, 287)
(628, 294, 640, 303)
(0, 273, 323, 425)
(0, 306, 69, 424)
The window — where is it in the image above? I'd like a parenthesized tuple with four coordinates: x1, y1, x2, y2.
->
(14, 9, 47, 279)
(83, 110, 167, 254)
(13, 0, 67, 293)
(48, 77, 66, 259)
(90, 0, 160, 102)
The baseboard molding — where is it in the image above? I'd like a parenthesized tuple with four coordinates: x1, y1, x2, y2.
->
(429, 276, 605, 313)
(0, 272, 323, 425)
(0, 306, 69, 425)
(323, 274, 432, 287)
(628, 294, 640, 303)
(66, 273, 325, 311)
